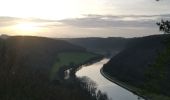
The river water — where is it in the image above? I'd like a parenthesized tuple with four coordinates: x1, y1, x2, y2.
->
(76, 58, 144, 100)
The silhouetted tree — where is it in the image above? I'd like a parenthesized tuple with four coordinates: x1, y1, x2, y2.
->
(157, 20, 170, 34)
(155, 0, 170, 34)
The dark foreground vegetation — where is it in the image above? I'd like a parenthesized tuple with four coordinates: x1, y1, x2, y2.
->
(103, 34, 170, 99)
(0, 36, 108, 100)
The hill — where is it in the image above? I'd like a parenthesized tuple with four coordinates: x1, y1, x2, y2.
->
(0, 36, 86, 80)
(0, 36, 107, 100)
(103, 34, 170, 99)
(63, 37, 129, 56)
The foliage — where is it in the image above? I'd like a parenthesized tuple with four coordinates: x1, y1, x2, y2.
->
(145, 37, 170, 96)
(157, 20, 170, 34)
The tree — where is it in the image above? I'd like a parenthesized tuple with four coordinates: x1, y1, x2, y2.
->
(157, 20, 170, 34)
(155, 0, 170, 34)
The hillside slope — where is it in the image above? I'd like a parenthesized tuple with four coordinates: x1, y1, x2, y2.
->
(0, 36, 107, 100)
(64, 37, 129, 55)
(0, 36, 86, 80)
(103, 34, 170, 99)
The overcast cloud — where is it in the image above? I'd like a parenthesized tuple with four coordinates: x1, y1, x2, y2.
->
(1, 14, 170, 28)
(0, 14, 170, 38)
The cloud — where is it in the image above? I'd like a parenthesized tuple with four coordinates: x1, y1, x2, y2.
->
(0, 16, 62, 27)
(1, 14, 168, 38)
(0, 14, 170, 29)
(0, 14, 170, 28)
(0, 16, 22, 26)
(59, 14, 170, 28)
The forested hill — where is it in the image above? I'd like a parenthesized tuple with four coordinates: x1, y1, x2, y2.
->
(103, 34, 170, 99)
(0, 36, 85, 70)
(63, 37, 129, 55)
(0, 36, 107, 100)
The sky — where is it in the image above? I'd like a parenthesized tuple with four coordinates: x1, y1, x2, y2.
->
(0, 0, 170, 38)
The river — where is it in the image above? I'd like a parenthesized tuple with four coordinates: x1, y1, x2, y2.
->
(76, 58, 144, 100)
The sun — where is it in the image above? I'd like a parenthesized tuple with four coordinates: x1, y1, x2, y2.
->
(16, 23, 35, 31)
(12, 22, 42, 35)
(15, 22, 39, 32)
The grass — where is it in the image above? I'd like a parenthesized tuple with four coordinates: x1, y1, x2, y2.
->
(50, 52, 99, 79)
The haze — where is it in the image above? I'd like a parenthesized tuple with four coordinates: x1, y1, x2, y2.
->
(0, 0, 170, 38)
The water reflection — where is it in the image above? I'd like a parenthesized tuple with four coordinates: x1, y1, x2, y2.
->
(76, 58, 144, 100)
(64, 68, 72, 79)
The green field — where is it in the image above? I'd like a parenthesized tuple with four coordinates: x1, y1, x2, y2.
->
(50, 52, 99, 79)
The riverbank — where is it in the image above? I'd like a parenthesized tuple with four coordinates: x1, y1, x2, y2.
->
(50, 52, 104, 81)
(63, 55, 105, 80)
(100, 67, 148, 100)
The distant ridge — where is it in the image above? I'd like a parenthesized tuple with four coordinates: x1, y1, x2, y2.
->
(62, 37, 129, 55)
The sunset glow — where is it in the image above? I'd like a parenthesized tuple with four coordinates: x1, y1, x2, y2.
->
(12, 22, 41, 35)
(0, 0, 169, 37)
